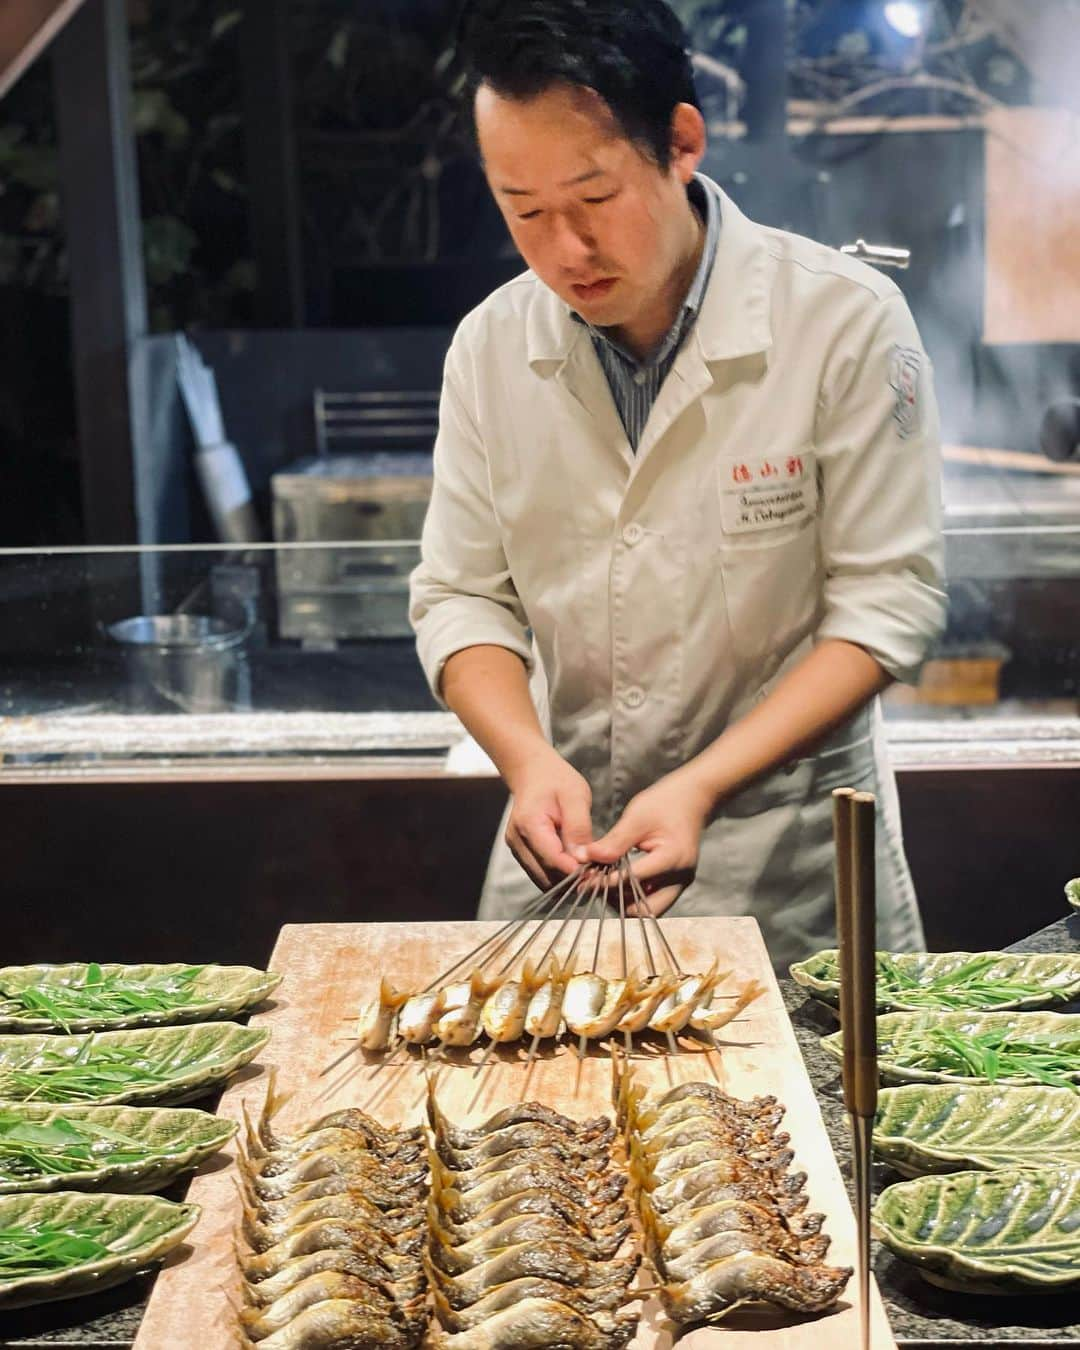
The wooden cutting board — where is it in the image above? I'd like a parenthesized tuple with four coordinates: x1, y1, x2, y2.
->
(135, 917, 896, 1349)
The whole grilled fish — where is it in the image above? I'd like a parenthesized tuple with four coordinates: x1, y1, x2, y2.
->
(239, 1271, 425, 1340)
(436, 1119, 613, 1172)
(615, 972, 680, 1034)
(563, 973, 641, 1039)
(426, 1296, 636, 1349)
(645, 1194, 831, 1266)
(659, 1250, 853, 1319)
(237, 1296, 423, 1349)
(427, 1081, 608, 1145)
(434, 1244, 639, 1310)
(250, 1177, 422, 1235)
(238, 1217, 423, 1280)
(648, 965, 724, 1035)
(432, 1157, 625, 1222)
(430, 1276, 632, 1333)
(241, 1192, 424, 1255)
(239, 1248, 425, 1305)
(429, 1209, 631, 1273)
(429, 1188, 627, 1245)
(437, 1139, 612, 1187)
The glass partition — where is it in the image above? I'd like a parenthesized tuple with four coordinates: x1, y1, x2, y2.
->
(0, 527, 1077, 773)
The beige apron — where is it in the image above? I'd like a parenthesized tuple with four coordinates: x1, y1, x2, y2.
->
(477, 698, 924, 973)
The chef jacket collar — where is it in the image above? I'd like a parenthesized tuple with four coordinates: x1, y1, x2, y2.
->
(525, 175, 774, 372)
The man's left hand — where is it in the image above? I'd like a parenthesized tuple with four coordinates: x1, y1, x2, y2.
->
(584, 768, 714, 916)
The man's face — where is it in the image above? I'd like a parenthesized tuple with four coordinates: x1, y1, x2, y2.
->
(475, 81, 702, 335)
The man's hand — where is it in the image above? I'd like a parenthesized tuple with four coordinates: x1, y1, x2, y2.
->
(585, 767, 714, 916)
(505, 747, 594, 890)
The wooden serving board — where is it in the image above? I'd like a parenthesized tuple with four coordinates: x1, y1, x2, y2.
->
(136, 918, 896, 1349)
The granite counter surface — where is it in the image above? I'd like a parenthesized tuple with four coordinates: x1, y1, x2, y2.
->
(1, 911, 1078, 1348)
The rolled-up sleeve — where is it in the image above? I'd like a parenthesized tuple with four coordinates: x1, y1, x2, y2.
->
(409, 335, 533, 706)
(814, 289, 947, 682)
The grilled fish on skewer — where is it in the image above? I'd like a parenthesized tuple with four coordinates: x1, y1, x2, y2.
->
(437, 1137, 614, 1185)
(426, 1297, 635, 1350)
(637, 1152, 809, 1220)
(689, 978, 766, 1033)
(660, 1251, 853, 1319)
(436, 971, 499, 1047)
(563, 973, 642, 1039)
(648, 963, 724, 1035)
(615, 972, 679, 1034)
(398, 989, 447, 1045)
(357, 976, 409, 1050)
(523, 959, 571, 1040)
(481, 962, 547, 1043)
(640, 1135, 794, 1185)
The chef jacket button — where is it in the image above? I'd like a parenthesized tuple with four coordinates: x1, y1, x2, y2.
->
(622, 522, 644, 546)
(623, 685, 645, 709)
(633, 370, 647, 386)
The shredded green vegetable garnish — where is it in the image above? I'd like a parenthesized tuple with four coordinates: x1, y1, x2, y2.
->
(898, 1026, 1080, 1091)
(0, 1221, 112, 1280)
(0, 967, 206, 1031)
(0, 1035, 196, 1104)
(873, 955, 1062, 1010)
(0, 1112, 153, 1180)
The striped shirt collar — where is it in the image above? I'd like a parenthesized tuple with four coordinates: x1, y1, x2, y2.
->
(570, 172, 721, 370)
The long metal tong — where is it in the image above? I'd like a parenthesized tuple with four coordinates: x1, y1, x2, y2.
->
(833, 786, 878, 1350)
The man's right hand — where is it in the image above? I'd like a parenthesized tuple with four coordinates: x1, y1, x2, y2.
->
(504, 747, 594, 890)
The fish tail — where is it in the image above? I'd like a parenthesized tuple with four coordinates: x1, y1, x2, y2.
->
(257, 1067, 292, 1147)
(239, 1100, 267, 1161)
(380, 976, 410, 1010)
(521, 960, 547, 992)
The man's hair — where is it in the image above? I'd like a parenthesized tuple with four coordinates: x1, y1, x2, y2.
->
(456, 0, 699, 169)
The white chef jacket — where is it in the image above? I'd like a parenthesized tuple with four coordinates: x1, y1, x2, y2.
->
(410, 178, 946, 968)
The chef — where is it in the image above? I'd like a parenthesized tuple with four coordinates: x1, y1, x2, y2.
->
(409, 0, 946, 969)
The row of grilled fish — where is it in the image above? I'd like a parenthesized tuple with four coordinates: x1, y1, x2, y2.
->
(616, 1069, 854, 1322)
(233, 1076, 430, 1348)
(424, 1080, 642, 1349)
(358, 960, 765, 1051)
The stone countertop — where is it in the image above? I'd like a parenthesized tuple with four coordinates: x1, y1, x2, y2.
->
(1, 912, 1078, 1348)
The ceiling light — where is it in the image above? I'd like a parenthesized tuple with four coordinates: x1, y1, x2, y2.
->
(884, 1, 928, 38)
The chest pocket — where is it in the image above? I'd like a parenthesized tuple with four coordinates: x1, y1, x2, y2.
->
(713, 448, 822, 675)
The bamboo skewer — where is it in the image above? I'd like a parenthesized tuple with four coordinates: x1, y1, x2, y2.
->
(833, 786, 878, 1350)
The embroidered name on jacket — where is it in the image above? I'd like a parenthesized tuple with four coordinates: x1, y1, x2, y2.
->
(719, 453, 817, 535)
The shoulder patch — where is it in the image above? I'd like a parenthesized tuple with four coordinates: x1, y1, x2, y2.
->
(888, 344, 922, 439)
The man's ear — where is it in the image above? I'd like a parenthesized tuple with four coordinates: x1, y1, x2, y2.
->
(669, 102, 707, 183)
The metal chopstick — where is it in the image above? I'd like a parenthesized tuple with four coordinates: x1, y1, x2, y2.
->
(834, 786, 878, 1350)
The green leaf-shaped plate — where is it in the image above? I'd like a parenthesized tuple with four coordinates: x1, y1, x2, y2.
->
(790, 950, 1080, 1013)
(1067, 878, 1080, 911)
(873, 1166, 1080, 1294)
(0, 963, 281, 1033)
(874, 1084, 1080, 1177)
(0, 1189, 198, 1308)
(821, 1010, 1080, 1088)
(0, 1022, 269, 1107)
(0, 1104, 236, 1195)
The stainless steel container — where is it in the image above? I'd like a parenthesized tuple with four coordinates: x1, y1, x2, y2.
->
(271, 452, 430, 641)
(106, 614, 250, 714)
